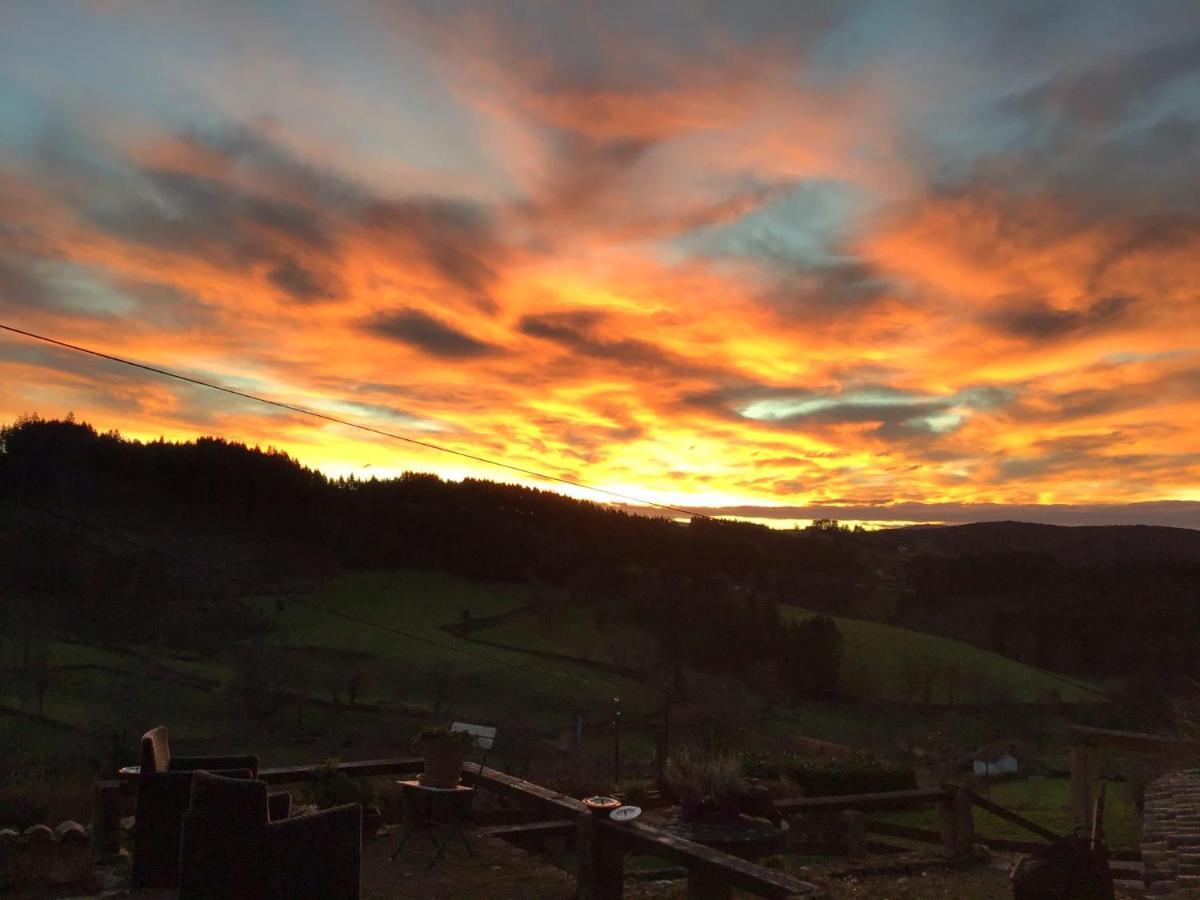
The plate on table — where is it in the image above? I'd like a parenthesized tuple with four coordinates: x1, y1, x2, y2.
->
(610, 805, 642, 823)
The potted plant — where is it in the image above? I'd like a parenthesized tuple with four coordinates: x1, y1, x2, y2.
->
(418, 725, 472, 788)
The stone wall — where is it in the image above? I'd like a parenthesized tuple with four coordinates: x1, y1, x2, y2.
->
(1141, 769, 1200, 896)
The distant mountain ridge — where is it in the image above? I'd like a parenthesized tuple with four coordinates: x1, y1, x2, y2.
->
(869, 520, 1200, 565)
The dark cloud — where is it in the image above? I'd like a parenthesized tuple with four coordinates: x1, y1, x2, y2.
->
(267, 259, 341, 303)
(530, 134, 653, 221)
(992, 432, 1200, 483)
(1003, 33, 1200, 130)
(31, 123, 508, 312)
(987, 295, 1132, 341)
(765, 260, 893, 318)
(362, 308, 499, 359)
(363, 197, 502, 311)
(518, 309, 704, 375)
(1010, 366, 1200, 423)
(0, 257, 52, 309)
(89, 166, 335, 263)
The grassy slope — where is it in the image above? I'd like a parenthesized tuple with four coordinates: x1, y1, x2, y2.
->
(782, 608, 1104, 704)
(484, 598, 1104, 706)
(3, 569, 1102, 771)
(247, 570, 656, 728)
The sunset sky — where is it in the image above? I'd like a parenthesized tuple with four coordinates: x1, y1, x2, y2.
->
(2, 2, 1200, 526)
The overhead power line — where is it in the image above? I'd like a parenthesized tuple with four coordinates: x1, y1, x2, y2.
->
(0, 323, 712, 520)
(0, 321, 802, 750)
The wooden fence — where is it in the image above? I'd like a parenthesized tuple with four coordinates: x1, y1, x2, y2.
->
(1066, 725, 1200, 831)
(101, 753, 1133, 897)
(98, 757, 821, 899)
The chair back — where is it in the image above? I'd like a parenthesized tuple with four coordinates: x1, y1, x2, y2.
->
(450, 722, 496, 752)
(188, 770, 270, 828)
(451, 722, 497, 782)
(141, 726, 171, 777)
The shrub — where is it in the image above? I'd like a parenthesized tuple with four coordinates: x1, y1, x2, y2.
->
(302, 758, 377, 810)
(741, 752, 916, 796)
(666, 749, 746, 805)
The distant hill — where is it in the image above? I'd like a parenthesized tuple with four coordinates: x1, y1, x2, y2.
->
(869, 520, 1200, 566)
(2, 414, 1197, 702)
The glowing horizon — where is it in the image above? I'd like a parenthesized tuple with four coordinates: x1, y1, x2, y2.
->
(2, 2, 1199, 528)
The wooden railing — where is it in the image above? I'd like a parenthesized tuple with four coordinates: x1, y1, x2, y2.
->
(454, 762, 820, 899)
(106, 756, 820, 899)
(101, 754, 1109, 896)
(1067, 724, 1200, 831)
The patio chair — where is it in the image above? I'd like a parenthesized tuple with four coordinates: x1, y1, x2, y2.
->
(179, 769, 362, 900)
(131, 726, 290, 888)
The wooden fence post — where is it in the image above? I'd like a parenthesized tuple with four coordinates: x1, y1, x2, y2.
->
(92, 780, 122, 858)
(842, 810, 866, 859)
(939, 786, 974, 857)
(576, 816, 623, 900)
(1071, 741, 1100, 833)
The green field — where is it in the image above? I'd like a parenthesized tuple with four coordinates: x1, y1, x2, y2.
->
(1, 570, 657, 771)
(781, 608, 1104, 705)
(246, 570, 656, 727)
(481, 597, 1104, 706)
(3, 568, 1104, 785)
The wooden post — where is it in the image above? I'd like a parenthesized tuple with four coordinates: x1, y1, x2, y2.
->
(92, 780, 122, 858)
(687, 869, 733, 899)
(842, 809, 866, 859)
(576, 816, 623, 900)
(1090, 781, 1107, 849)
(613, 697, 622, 785)
(939, 786, 974, 858)
(1070, 742, 1100, 832)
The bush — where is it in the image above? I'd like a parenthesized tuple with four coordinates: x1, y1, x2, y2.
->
(302, 758, 377, 810)
(741, 752, 916, 796)
(666, 749, 747, 806)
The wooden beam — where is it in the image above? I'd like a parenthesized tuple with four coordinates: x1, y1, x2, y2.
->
(257, 757, 423, 784)
(1066, 725, 1200, 757)
(461, 762, 589, 816)
(962, 788, 1060, 843)
(605, 821, 820, 898)
(776, 788, 947, 815)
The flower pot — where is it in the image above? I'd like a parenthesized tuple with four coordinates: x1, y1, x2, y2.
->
(420, 738, 467, 788)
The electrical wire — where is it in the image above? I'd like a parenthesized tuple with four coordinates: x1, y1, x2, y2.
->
(0, 323, 713, 520)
